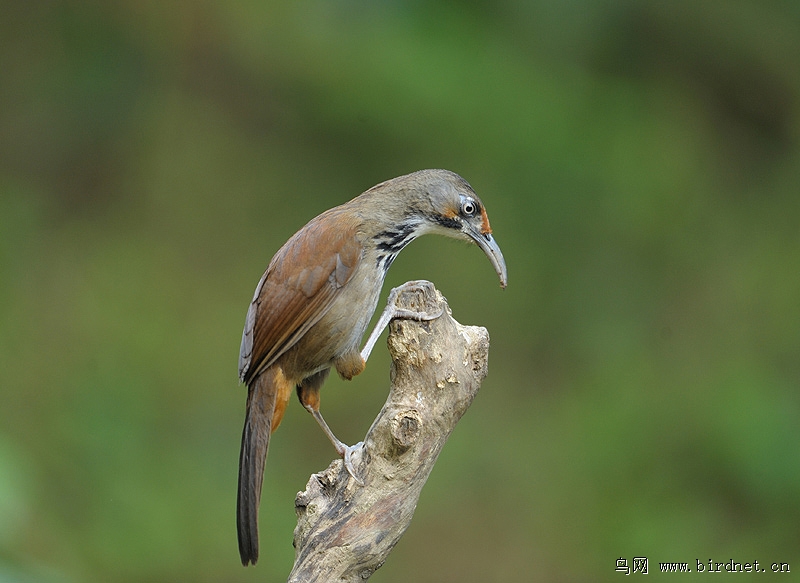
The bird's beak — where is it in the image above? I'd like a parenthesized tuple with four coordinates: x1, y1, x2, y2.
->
(466, 226, 508, 289)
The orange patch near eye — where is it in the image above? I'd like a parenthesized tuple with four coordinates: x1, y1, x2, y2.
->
(480, 209, 492, 235)
(443, 207, 459, 220)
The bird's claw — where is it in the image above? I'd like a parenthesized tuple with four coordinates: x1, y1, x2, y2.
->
(360, 281, 443, 363)
(342, 441, 364, 486)
(386, 281, 444, 322)
(389, 305, 444, 322)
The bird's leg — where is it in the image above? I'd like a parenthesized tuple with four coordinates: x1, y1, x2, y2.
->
(360, 281, 444, 363)
(305, 407, 364, 485)
(297, 371, 364, 484)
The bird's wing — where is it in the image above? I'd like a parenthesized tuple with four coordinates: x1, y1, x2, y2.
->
(238, 209, 362, 384)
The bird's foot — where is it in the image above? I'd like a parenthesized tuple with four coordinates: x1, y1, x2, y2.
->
(385, 280, 444, 321)
(360, 281, 444, 362)
(341, 441, 365, 486)
(308, 408, 365, 485)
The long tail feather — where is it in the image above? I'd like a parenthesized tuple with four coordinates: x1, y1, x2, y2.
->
(237, 370, 277, 566)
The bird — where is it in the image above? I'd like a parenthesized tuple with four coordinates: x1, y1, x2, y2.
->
(236, 169, 507, 566)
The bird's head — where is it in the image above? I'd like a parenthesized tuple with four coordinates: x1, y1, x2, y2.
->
(413, 169, 508, 289)
(359, 169, 507, 288)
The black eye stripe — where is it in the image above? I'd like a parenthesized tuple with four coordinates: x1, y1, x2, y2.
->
(432, 214, 461, 230)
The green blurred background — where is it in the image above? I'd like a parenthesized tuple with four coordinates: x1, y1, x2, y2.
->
(2, 1, 799, 581)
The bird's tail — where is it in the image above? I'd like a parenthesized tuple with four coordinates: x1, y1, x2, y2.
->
(237, 369, 278, 566)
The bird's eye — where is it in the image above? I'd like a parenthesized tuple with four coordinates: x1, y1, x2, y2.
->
(460, 197, 478, 217)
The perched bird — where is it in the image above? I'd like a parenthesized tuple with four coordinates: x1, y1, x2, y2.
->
(236, 169, 507, 566)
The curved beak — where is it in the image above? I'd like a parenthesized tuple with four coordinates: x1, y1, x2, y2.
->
(466, 226, 508, 289)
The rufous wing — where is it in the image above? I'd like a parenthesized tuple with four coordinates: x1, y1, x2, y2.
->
(238, 208, 362, 384)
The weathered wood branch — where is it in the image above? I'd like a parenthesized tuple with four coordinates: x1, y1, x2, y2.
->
(288, 281, 490, 582)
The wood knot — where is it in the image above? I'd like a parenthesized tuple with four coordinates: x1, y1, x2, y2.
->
(389, 410, 422, 452)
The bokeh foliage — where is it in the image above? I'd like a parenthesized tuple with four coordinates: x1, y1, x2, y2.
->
(1, 1, 799, 581)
